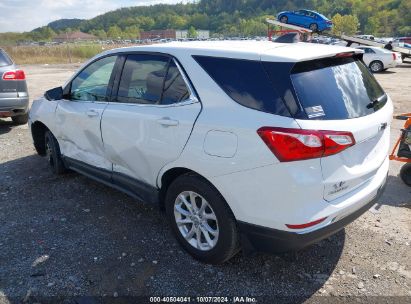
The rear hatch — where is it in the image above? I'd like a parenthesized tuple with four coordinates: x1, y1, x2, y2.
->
(263, 53, 392, 202)
(0, 50, 18, 101)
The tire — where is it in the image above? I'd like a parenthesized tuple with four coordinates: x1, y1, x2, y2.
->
(165, 173, 240, 264)
(44, 131, 67, 175)
(369, 60, 384, 73)
(400, 163, 411, 187)
(12, 113, 28, 125)
(309, 23, 318, 32)
(280, 15, 288, 23)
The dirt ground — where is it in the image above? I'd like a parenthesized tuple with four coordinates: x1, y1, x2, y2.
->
(0, 62, 410, 303)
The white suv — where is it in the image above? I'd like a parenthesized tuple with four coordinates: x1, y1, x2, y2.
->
(29, 41, 392, 264)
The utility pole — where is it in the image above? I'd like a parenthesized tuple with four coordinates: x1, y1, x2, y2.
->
(66, 32, 72, 64)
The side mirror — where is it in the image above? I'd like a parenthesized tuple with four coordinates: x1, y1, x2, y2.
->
(44, 86, 63, 101)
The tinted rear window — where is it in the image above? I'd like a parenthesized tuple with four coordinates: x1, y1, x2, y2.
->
(195, 55, 386, 120)
(193, 56, 291, 117)
(0, 50, 13, 67)
(289, 57, 386, 119)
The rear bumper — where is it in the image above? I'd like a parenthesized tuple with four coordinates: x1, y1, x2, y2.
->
(386, 62, 398, 69)
(239, 176, 386, 253)
(0, 96, 29, 116)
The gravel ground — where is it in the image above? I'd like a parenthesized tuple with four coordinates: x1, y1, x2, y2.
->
(0, 63, 410, 304)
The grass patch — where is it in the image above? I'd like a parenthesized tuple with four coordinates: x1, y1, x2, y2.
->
(1, 44, 121, 64)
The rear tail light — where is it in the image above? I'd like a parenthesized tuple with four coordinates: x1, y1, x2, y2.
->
(392, 53, 396, 60)
(2, 70, 26, 80)
(257, 127, 355, 162)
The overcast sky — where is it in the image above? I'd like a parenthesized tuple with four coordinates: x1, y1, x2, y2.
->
(0, 0, 188, 33)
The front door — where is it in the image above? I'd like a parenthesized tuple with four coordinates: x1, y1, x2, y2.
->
(55, 55, 117, 170)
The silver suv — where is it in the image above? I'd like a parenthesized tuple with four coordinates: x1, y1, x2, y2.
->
(0, 48, 29, 124)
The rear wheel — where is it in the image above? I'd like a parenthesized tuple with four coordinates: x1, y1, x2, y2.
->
(280, 16, 288, 23)
(12, 113, 28, 125)
(165, 173, 240, 264)
(369, 60, 384, 73)
(309, 23, 318, 32)
(45, 131, 67, 175)
(400, 163, 411, 187)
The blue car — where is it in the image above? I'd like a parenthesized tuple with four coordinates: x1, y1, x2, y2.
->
(277, 9, 332, 32)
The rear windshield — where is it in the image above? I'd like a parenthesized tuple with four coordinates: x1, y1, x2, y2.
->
(194, 55, 386, 120)
(289, 57, 386, 119)
(0, 50, 13, 67)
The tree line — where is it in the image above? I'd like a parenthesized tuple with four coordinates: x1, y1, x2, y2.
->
(1, 0, 410, 44)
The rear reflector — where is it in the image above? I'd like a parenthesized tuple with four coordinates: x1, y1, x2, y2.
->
(2, 70, 26, 80)
(392, 53, 396, 60)
(257, 127, 355, 162)
(286, 217, 327, 229)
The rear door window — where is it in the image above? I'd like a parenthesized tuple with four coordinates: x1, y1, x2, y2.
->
(0, 50, 12, 67)
(288, 57, 386, 119)
(160, 60, 190, 105)
(193, 56, 291, 117)
(117, 54, 169, 104)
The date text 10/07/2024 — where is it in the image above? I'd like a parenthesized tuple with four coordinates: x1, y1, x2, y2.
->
(149, 296, 257, 303)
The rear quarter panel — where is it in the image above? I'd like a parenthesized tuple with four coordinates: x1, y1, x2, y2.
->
(156, 50, 300, 185)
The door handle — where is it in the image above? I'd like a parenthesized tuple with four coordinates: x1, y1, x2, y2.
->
(157, 118, 179, 127)
(86, 109, 99, 117)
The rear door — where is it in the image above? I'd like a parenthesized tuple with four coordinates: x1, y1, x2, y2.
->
(286, 56, 392, 201)
(101, 53, 201, 187)
(55, 55, 117, 170)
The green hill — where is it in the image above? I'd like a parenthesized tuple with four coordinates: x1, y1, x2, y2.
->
(47, 19, 85, 31)
(1, 0, 410, 44)
(74, 0, 411, 37)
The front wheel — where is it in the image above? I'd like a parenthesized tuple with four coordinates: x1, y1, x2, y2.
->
(400, 163, 411, 186)
(280, 16, 288, 23)
(45, 131, 67, 175)
(165, 174, 240, 264)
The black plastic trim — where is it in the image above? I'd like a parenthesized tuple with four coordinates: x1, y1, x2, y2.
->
(238, 177, 387, 254)
(63, 157, 159, 205)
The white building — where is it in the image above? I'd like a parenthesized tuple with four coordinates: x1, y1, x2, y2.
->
(176, 30, 210, 39)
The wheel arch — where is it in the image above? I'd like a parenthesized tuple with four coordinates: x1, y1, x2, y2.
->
(158, 167, 222, 211)
(279, 14, 288, 21)
(31, 120, 50, 156)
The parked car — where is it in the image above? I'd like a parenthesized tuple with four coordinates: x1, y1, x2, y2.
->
(395, 37, 411, 44)
(30, 41, 391, 263)
(0, 48, 29, 124)
(355, 46, 402, 72)
(355, 35, 375, 41)
(277, 9, 332, 32)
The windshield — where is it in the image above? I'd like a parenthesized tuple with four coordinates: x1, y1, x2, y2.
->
(290, 57, 386, 120)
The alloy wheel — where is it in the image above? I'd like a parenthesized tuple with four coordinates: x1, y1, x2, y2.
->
(174, 191, 219, 251)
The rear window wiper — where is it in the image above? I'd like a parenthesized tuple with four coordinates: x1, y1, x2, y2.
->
(366, 94, 387, 110)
